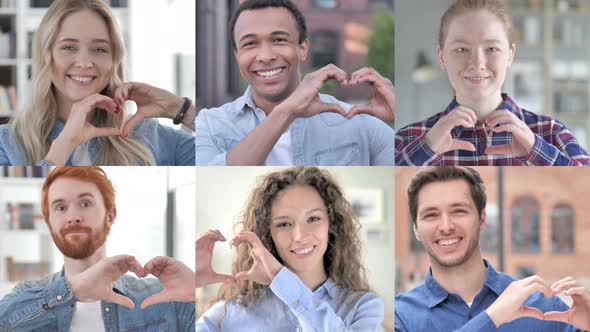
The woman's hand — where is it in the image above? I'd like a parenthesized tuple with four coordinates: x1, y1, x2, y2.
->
(45, 93, 121, 165)
(231, 232, 283, 285)
(114, 82, 192, 137)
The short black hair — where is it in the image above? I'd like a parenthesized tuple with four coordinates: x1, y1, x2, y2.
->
(229, 0, 308, 50)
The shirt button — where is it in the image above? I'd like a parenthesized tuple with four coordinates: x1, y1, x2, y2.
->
(56, 295, 62, 301)
(293, 300, 299, 306)
(468, 314, 473, 320)
(105, 307, 110, 313)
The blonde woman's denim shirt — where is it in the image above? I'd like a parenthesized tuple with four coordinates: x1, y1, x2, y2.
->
(196, 87, 394, 166)
(0, 118, 195, 166)
(0, 271, 195, 332)
(196, 267, 384, 331)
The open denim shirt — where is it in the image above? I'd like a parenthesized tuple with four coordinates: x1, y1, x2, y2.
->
(0, 270, 195, 332)
(196, 87, 394, 166)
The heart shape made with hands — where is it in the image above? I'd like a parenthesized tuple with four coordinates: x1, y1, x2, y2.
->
(196, 230, 282, 288)
(89, 255, 194, 310)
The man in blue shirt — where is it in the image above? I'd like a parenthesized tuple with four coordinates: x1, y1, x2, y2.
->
(0, 167, 195, 331)
(395, 167, 590, 331)
(196, 0, 395, 166)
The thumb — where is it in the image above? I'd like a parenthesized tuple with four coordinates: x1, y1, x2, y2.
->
(105, 291, 135, 310)
(234, 271, 254, 283)
(485, 145, 511, 156)
(90, 126, 121, 139)
(211, 273, 236, 285)
(122, 112, 145, 138)
(317, 102, 346, 117)
(518, 306, 545, 321)
(346, 105, 371, 119)
(450, 139, 476, 152)
(544, 309, 573, 323)
(140, 291, 169, 309)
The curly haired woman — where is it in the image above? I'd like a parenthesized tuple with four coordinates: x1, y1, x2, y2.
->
(195, 167, 384, 331)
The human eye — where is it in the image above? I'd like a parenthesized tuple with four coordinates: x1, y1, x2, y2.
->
(61, 45, 77, 52)
(273, 37, 288, 43)
(487, 47, 501, 53)
(93, 47, 109, 54)
(308, 216, 321, 223)
(421, 212, 438, 221)
(454, 47, 468, 53)
(276, 222, 291, 229)
(54, 204, 66, 212)
(80, 200, 92, 208)
(241, 40, 256, 48)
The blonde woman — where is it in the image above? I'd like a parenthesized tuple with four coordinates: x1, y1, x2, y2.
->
(196, 167, 384, 331)
(0, 0, 195, 166)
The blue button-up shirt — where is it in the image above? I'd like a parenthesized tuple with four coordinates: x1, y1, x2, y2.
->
(196, 87, 394, 166)
(0, 270, 195, 332)
(0, 118, 195, 166)
(196, 267, 384, 331)
(395, 260, 582, 332)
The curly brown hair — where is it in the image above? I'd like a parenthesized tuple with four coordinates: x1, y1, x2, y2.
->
(212, 167, 370, 309)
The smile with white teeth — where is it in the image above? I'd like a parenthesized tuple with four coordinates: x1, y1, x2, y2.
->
(69, 75, 95, 83)
(256, 67, 285, 78)
(437, 237, 461, 246)
(292, 246, 314, 255)
(465, 76, 490, 81)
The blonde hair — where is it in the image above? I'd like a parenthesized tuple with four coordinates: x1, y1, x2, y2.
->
(439, 0, 513, 49)
(208, 167, 370, 321)
(11, 0, 155, 165)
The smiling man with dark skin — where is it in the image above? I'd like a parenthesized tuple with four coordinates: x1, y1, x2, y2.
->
(196, 0, 395, 166)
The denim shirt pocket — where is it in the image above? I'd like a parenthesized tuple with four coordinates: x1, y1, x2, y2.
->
(313, 142, 361, 165)
(123, 317, 168, 332)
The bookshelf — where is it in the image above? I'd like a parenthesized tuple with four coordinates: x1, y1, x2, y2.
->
(0, 0, 129, 122)
(506, 0, 590, 149)
(0, 166, 55, 294)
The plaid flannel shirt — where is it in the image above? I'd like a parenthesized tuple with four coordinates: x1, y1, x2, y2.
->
(395, 94, 590, 166)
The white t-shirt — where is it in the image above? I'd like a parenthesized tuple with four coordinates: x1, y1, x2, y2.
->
(70, 301, 105, 332)
(265, 129, 294, 166)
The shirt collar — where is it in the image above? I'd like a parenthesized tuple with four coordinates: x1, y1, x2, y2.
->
(424, 259, 503, 308)
(442, 94, 523, 137)
(313, 278, 338, 300)
(232, 86, 257, 115)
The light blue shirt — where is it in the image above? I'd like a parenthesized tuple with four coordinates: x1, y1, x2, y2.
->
(0, 270, 195, 332)
(196, 267, 384, 331)
(0, 118, 195, 166)
(195, 87, 394, 166)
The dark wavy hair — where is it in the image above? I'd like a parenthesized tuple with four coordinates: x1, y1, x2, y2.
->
(212, 167, 370, 309)
(229, 0, 308, 50)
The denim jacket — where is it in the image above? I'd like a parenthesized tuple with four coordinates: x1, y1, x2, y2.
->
(0, 271, 195, 332)
(0, 118, 195, 166)
(195, 87, 394, 166)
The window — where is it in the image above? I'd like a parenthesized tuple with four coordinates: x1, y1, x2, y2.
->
(313, 0, 339, 9)
(480, 203, 499, 252)
(551, 203, 574, 253)
(511, 197, 540, 253)
(311, 31, 339, 68)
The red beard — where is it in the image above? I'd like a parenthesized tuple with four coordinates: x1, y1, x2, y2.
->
(49, 218, 110, 259)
